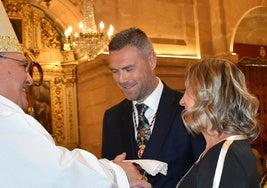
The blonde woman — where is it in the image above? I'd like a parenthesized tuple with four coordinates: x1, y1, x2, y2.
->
(177, 58, 260, 188)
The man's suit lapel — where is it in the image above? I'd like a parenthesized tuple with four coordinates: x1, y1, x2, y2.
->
(142, 85, 179, 159)
(120, 100, 139, 159)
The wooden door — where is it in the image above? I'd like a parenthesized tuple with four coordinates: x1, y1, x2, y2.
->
(238, 57, 267, 155)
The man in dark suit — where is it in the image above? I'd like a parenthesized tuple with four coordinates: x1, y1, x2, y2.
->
(102, 27, 205, 188)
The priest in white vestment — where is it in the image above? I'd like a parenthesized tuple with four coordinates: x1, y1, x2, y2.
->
(0, 1, 151, 188)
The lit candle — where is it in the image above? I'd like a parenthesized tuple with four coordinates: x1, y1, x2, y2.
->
(64, 26, 73, 51)
(99, 21, 105, 33)
(64, 30, 69, 38)
(107, 24, 114, 39)
(79, 22, 83, 33)
(67, 26, 73, 36)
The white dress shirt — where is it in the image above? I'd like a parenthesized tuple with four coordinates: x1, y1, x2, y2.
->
(133, 78, 163, 138)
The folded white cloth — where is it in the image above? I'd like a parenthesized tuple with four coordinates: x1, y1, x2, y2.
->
(125, 159, 168, 176)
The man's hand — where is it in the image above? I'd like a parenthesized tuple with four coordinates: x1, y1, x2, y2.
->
(113, 153, 152, 188)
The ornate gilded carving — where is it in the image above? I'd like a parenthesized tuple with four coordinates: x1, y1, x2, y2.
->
(3, 0, 62, 51)
(52, 77, 66, 144)
(30, 63, 79, 148)
(41, 18, 61, 49)
(2, 0, 25, 17)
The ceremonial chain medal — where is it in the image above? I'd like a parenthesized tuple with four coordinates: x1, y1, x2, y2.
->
(133, 109, 156, 158)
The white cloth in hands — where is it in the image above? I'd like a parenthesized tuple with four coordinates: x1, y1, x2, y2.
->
(125, 159, 168, 176)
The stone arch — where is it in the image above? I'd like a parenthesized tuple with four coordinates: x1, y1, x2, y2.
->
(230, 6, 267, 53)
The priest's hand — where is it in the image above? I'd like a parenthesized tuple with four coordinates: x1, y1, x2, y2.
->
(113, 152, 152, 188)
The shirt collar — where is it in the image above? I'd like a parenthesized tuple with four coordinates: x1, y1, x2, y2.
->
(133, 77, 163, 112)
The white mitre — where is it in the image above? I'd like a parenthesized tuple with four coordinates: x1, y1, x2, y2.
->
(0, 1, 22, 53)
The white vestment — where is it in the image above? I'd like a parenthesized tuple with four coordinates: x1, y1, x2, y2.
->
(0, 96, 129, 188)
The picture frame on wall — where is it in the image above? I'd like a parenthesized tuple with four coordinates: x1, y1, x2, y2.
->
(32, 81, 53, 134)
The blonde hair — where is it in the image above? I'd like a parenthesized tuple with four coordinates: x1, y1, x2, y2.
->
(182, 58, 259, 141)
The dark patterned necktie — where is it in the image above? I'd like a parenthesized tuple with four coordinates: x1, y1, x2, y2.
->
(135, 103, 150, 158)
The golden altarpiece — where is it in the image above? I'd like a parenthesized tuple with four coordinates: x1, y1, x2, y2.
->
(3, 0, 79, 149)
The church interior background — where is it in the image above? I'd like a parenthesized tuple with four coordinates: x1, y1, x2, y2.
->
(2, 0, 267, 158)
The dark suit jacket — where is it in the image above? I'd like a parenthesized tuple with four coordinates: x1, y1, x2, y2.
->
(102, 84, 205, 188)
